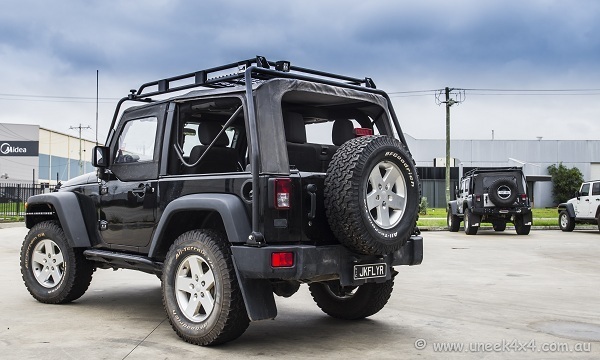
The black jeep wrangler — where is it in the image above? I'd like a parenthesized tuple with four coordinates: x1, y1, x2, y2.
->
(20, 56, 422, 345)
(447, 167, 532, 235)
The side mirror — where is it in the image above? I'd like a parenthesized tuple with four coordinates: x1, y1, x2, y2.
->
(93, 146, 110, 168)
(574, 191, 580, 200)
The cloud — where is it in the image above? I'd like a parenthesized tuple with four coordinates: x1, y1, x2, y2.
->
(1, 0, 600, 140)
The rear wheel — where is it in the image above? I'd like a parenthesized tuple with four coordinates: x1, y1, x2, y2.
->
(464, 209, 478, 235)
(162, 230, 249, 346)
(514, 215, 531, 235)
(20, 221, 94, 304)
(559, 211, 575, 232)
(493, 221, 506, 232)
(447, 210, 460, 232)
(308, 280, 394, 320)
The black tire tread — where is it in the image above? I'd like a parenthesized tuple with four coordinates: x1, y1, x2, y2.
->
(20, 220, 94, 304)
(464, 209, 478, 235)
(514, 216, 531, 235)
(162, 229, 249, 346)
(559, 211, 575, 232)
(447, 209, 460, 232)
(325, 135, 419, 255)
(308, 280, 394, 320)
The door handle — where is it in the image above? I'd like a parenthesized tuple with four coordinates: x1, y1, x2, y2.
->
(131, 183, 152, 197)
(306, 184, 317, 220)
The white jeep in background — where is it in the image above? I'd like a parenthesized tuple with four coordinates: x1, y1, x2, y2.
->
(557, 180, 600, 231)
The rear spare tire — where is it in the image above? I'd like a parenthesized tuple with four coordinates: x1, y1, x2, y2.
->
(325, 135, 419, 255)
(489, 178, 518, 206)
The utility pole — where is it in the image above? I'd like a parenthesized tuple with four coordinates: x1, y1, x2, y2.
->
(70, 124, 92, 176)
(436, 88, 465, 207)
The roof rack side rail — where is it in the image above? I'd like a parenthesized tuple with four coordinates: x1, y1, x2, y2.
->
(131, 56, 376, 100)
(135, 58, 256, 98)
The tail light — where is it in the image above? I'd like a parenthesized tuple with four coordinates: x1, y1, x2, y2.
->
(520, 194, 527, 201)
(271, 252, 294, 267)
(274, 178, 291, 209)
(354, 128, 373, 137)
(476, 195, 481, 202)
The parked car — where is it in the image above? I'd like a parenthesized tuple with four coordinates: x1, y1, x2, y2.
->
(558, 180, 600, 231)
(447, 167, 532, 235)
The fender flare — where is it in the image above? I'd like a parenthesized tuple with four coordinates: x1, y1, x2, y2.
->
(148, 194, 251, 258)
(148, 194, 275, 321)
(558, 203, 575, 218)
(448, 201, 459, 216)
(25, 192, 92, 248)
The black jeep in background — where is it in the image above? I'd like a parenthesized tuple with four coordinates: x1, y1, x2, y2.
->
(20, 56, 423, 345)
(447, 167, 532, 235)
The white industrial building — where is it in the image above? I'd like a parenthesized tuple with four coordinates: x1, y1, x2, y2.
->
(0, 123, 95, 185)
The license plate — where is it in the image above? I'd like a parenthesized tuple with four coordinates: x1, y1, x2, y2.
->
(354, 263, 387, 280)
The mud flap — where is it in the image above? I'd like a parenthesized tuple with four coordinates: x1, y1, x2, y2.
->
(521, 211, 533, 225)
(467, 210, 480, 227)
(231, 256, 277, 321)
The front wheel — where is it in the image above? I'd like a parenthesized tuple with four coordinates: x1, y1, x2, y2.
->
(308, 280, 394, 320)
(20, 221, 94, 304)
(559, 211, 575, 232)
(162, 230, 249, 346)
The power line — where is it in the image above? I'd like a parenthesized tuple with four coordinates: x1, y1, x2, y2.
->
(0, 93, 119, 100)
(0, 97, 115, 104)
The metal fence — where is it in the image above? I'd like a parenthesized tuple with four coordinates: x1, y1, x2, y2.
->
(0, 183, 47, 220)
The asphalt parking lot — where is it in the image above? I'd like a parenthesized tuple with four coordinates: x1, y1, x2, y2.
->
(1, 225, 599, 359)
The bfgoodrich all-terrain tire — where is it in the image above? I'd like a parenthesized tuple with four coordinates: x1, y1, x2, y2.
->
(20, 221, 94, 304)
(325, 135, 420, 255)
(308, 280, 394, 320)
(162, 230, 249, 346)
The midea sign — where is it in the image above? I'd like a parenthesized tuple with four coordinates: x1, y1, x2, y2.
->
(0, 141, 39, 156)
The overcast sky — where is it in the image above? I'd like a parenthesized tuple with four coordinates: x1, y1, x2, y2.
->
(1, 0, 600, 142)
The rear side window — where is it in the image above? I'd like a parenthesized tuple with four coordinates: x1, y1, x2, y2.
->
(593, 182, 600, 196)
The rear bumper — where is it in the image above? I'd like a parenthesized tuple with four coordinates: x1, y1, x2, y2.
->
(231, 235, 423, 287)
(471, 206, 531, 216)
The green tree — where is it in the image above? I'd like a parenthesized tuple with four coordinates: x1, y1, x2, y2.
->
(547, 163, 584, 204)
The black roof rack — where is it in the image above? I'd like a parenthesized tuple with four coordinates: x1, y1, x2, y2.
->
(463, 167, 523, 178)
(131, 55, 376, 100)
(109, 55, 382, 137)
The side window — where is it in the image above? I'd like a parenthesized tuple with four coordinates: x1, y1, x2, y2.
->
(580, 183, 590, 196)
(592, 182, 600, 196)
(115, 117, 158, 163)
(169, 97, 245, 175)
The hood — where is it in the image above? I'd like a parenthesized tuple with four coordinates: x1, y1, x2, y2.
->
(60, 171, 98, 189)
